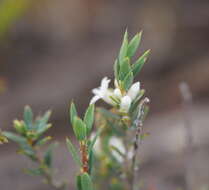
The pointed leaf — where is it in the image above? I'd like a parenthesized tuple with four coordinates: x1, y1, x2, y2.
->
(132, 50, 150, 76)
(70, 101, 77, 125)
(44, 143, 58, 168)
(37, 110, 51, 132)
(3, 131, 26, 145)
(81, 172, 94, 190)
(84, 104, 95, 135)
(73, 117, 87, 141)
(119, 30, 128, 64)
(114, 59, 120, 80)
(119, 57, 131, 80)
(66, 138, 82, 166)
(122, 71, 134, 91)
(127, 31, 142, 58)
(23, 105, 33, 129)
(76, 175, 82, 190)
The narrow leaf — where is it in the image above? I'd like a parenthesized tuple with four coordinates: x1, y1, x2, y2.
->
(114, 59, 120, 80)
(3, 131, 26, 144)
(132, 49, 150, 76)
(73, 117, 87, 141)
(122, 71, 134, 91)
(119, 57, 131, 80)
(127, 31, 142, 58)
(119, 30, 128, 64)
(81, 172, 94, 190)
(76, 175, 82, 190)
(23, 105, 33, 129)
(84, 104, 95, 135)
(66, 138, 82, 166)
(70, 101, 77, 125)
(44, 143, 58, 168)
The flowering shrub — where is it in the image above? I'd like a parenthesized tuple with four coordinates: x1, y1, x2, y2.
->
(2, 30, 150, 190)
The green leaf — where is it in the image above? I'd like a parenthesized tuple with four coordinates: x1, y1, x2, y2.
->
(88, 150, 94, 174)
(81, 172, 94, 190)
(3, 131, 26, 145)
(66, 138, 82, 166)
(119, 57, 131, 80)
(84, 104, 95, 135)
(127, 31, 142, 58)
(73, 117, 87, 141)
(119, 30, 128, 64)
(114, 59, 120, 81)
(88, 129, 102, 155)
(36, 111, 51, 133)
(23, 105, 33, 129)
(35, 136, 52, 146)
(13, 120, 26, 135)
(132, 49, 150, 76)
(70, 101, 77, 125)
(97, 108, 120, 120)
(76, 175, 82, 190)
(44, 143, 58, 168)
(122, 71, 134, 91)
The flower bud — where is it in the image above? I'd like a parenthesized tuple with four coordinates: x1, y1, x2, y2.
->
(127, 82, 140, 100)
(120, 96, 131, 112)
(113, 88, 122, 98)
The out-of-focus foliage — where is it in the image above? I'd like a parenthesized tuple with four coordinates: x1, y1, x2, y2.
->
(0, 0, 31, 38)
(3, 106, 66, 189)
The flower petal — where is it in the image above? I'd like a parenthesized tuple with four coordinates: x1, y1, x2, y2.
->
(101, 77, 111, 92)
(120, 96, 132, 112)
(90, 95, 100, 105)
(127, 82, 140, 100)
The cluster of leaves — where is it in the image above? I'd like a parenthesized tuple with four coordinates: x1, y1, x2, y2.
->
(1, 30, 150, 190)
(114, 30, 150, 92)
(91, 31, 150, 190)
(66, 102, 99, 190)
(2, 106, 64, 189)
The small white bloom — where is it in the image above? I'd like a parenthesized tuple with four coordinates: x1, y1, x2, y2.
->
(109, 136, 125, 163)
(90, 77, 115, 105)
(113, 88, 122, 98)
(127, 82, 140, 100)
(120, 96, 131, 112)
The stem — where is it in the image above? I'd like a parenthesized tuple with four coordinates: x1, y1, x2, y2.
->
(179, 82, 195, 190)
(80, 141, 88, 173)
(130, 97, 149, 190)
(31, 145, 66, 190)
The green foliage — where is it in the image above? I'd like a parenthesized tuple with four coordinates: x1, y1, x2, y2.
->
(66, 138, 82, 166)
(132, 49, 150, 77)
(84, 104, 95, 135)
(81, 172, 94, 190)
(127, 31, 142, 58)
(70, 101, 78, 125)
(72, 117, 87, 141)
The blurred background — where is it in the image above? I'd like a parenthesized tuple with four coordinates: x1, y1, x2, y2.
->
(0, 0, 209, 189)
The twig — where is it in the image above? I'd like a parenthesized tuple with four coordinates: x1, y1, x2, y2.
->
(130, 97, 150, 190)
(179, 82, 195, 190)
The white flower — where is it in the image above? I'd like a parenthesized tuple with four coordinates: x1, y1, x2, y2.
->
(109, 136, 125, 163)
(127, 82, 140, 100)
(113, 88, 122, 98)
(90, 77, 115, 105)
(120, 96, 131, 112)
